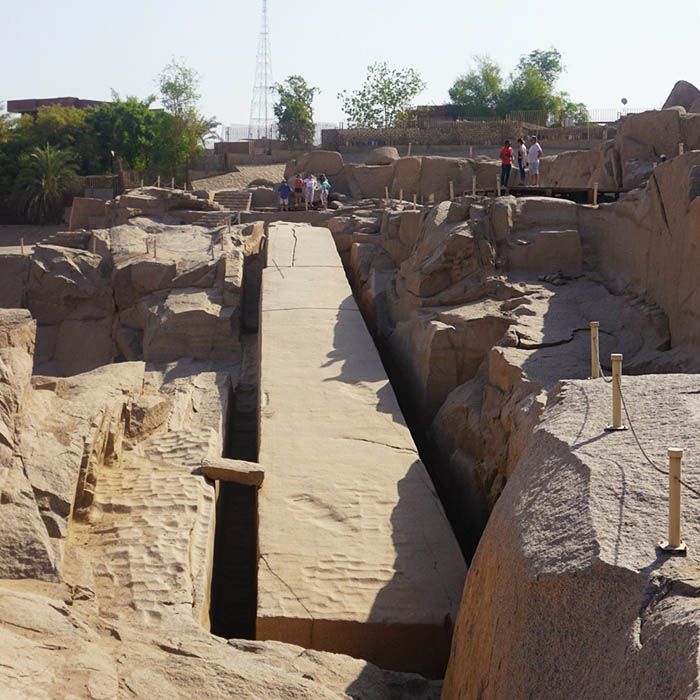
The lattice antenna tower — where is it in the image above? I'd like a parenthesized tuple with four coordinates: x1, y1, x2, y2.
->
(248, 0, 274, 140)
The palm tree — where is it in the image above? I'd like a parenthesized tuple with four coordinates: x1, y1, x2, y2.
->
(13, 144, 78, 224)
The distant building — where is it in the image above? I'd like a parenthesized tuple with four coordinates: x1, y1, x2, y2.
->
(7, 97, 108, 115)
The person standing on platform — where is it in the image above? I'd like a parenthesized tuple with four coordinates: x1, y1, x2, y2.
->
(293, 173, 304, 208)
(517, 138, 527, 184)
(528, 136, 543, 185)
(500, 140, 514, 189)
(319, 175, 331, 209)
(278, 180, 291, 212)
(303, 173, 316, 210)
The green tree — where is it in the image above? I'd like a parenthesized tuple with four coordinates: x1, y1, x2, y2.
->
(13, 144, 78, 223)
(338, 62, 426, 128)
(274, 75, 318, 146)
(157, 59, 216, 180)
(448, 48, 589, 125)
(448, 56, 503, 117)
(516, 48, 564, 86)
(87, 93, 162, 172)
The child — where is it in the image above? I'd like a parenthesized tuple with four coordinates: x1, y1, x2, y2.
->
(319, 175, 331, 209)
(278, 180, 291, 211)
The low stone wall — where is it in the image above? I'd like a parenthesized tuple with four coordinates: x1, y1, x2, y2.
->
(323, 122, 613, 150)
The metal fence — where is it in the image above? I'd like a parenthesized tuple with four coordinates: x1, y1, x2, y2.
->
(218, 122, 339, 145)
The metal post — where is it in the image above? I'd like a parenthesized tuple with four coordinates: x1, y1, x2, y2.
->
(659, 449, 687, 553)
(590, 322, 600, 379)
(605, 353, 626, 431)
(449, 181, 454, 201)
(472, 176, 477, 196)
(593, 182, 599, 206)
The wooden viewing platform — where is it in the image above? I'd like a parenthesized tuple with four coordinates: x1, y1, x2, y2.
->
(468, 185, 627, 204)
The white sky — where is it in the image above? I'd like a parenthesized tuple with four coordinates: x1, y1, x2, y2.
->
(2, 0, 699, 125)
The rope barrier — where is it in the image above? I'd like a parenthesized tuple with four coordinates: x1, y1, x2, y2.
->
(613, 374, 700, 499)
(597, 359, 614, 384)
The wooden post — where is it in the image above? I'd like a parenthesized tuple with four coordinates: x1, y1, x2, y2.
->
(496, 176, 501, 198)
(679, 142, 685, 155)
(472, 175, 477, 196)
(237, 211, 241, 225)
(140, 178, 144, 188)
(590, 322, 600, 379)
(449, 181, 455, 201)
(157, 176, 161, 188)
(385, 186, 390, 203)
(399, 188, 403, 202)
(605, 354, 626, 431)
(593, 182, 599, 206)
(659, 449, 687, 552)
(429, 193, 435, 204)
(171, 177, 175, 189)
(227, 216, 231, 233)
(407, 142, 412, 157)
(146, 239, 149, 255)
(412, 193, 417, 210)
(90, 237, 97, 254)
(469, 145, 473, 158)
(153, 239, 157, 259)
(20, 237, 24, 255)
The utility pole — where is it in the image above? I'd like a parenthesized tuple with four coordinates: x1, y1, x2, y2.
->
(248, 0, 274, 143)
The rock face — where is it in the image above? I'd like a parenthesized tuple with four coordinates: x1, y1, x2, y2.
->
(539, 104, 700, 190)
(0, 207, 454, 697)
(662, 79, 700, 110)
(0, 218, 265, 375)
(442, 375, 700, 700)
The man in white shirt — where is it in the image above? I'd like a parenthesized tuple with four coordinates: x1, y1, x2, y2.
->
(527, 136, 543, 186)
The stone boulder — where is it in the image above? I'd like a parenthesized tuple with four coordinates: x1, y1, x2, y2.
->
(391, 156, 423, 198)
(365, 146, 400, 166)
(293, 150, 345, 177)
(142, 288, 239, 363)
(27, 244, 115, 375)
(662, 79, 700, 110)
(616, 109, 684, 165)
(443, 375, 700, 700)
(419, 156, 472, 202)
(346, 164, 396, 198)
